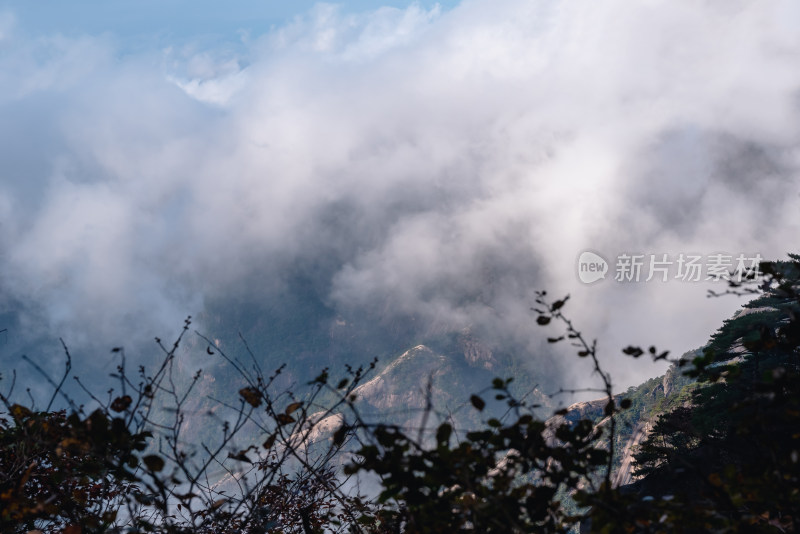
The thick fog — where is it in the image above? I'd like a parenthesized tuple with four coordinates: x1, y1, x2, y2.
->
(1, 1, 799, 393)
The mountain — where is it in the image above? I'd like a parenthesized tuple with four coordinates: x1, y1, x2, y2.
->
(350, 343, 551, 429)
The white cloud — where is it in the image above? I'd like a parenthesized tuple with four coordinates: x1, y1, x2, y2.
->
(1, 0, 799, 389)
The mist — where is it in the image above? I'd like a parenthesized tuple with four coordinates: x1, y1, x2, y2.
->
(1, 1, 799, 394)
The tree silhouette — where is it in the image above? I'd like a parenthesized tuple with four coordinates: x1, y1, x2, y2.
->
(1, 255, 798, 533)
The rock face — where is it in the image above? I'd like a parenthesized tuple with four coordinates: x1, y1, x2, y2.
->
(458, 329, 497, 369)
(612, 419, 653, 487)
(562, 399, 609, 423)
(554, 356, 698, 490)
(662, 366, 674, 398)
(348, 342, 550, 431)
(549, 395, 657, 489)
(352, 345, 448, 413)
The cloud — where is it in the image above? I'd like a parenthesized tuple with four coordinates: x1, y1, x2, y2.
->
(0, 1, 799, 391)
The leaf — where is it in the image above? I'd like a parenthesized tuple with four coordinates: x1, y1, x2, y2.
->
(536, 316, 551, 326)
(285, 402, 302, 415)
(10, 404, 31, 421)
(604, 400, 615, 417)
(436, 423, 452, 445)
(143, 455, 165, 472)
(547, 336, 564, 343)
(239, 387, 262, 408)
(622, 346, 644, 358)
(336, 378, 349, 389)
(620, 398, 632, 409)
(470, 395, 485, 411)
(310, 370, 329, 385)
(263, 433, 277, 450)
(276, 413, 296, 425)
(551, 295, 569, 311)
(227, 450, 252, 464)
(110, 395, 132, 412)
(333, 425, 348, 446)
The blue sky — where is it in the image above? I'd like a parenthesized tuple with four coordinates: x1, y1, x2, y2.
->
(2, 1, 459, 41)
